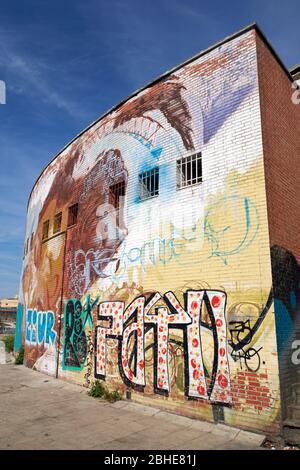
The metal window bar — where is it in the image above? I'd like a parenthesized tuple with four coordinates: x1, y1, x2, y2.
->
(177, 153, 202, 189)
(139, 168, 159, 200)
(53, 212, 62, 234)
(109, 181, 125, 228)
(68, 203, 78, 227)
(42, 220, 49, 241)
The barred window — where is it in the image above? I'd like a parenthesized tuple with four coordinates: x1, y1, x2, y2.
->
(109, 181, 125, 210)
(109, 181, 125, 226)
(177, 153, 202, 189)
(53, 212, 62, 234)
(139, 167, 159, 201)
(42, 220, 50, 241)
(67, 203, 78, 227)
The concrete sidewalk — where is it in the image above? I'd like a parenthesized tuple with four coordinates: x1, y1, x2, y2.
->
(0, 363, 265, 450)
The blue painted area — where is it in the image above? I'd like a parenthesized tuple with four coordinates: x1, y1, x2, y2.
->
(204, 81, 255, 144)
(14, 303, 23, 352)
(37, 312, 47, 345)
(274, 298, 294, 360)
(25, 309, 32, 343)
(45, 311, 56, 345)
(150, 146, 163, 158)
(290, 291, 297, 309)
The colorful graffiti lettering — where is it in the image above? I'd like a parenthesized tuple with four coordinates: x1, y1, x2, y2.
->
(95, 289, 232, 404)
(25, 309, 56, 347)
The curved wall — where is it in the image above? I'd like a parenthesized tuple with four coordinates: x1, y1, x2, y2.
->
(18, 27, 281, 434)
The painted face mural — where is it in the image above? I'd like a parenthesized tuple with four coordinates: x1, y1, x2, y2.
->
(19, 29, 283, 434)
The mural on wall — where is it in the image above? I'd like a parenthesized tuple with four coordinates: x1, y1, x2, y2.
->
(95, 289, 232, 403)
(18, 29, 282, 432)
(25, 309, 57, 348)
(62, 294, 99, 370)
(270, 245, 300, 421)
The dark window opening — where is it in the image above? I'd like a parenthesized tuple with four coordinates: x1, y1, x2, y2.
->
(109, 181, 126, 227)
(53, 212, 62, 234)
(42, 220, 50, 241)
(68, 203, 78, 227)
(109, 181, 125, 210)
(177, 153, 202, 189)
(139, 167, 159, 201)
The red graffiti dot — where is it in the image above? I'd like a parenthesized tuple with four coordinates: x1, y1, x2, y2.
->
(192, 338, 199, 348)
(191, 358, 197, 369)
(159, 357, 164, 364)
(218, 374, 228, 389)
(162, 348, 167, 355)
(137, 328, 142, 337)
(193, 369, 199, 380)
(123, 359, 128, 368)
(197, 385, 206, 396)
(191, 301, 198, 310)
(158, 378, 164, 388)
(128, 370, 133, 381)
(219, 348, 225, 357)
(211, 296, 221, 308)
(175, 304, 180, 309)
(159, 326, 164, 333)
(215, 319, 223, 327)
(162, 335, 167, 342)
(139, 360, 144, 370)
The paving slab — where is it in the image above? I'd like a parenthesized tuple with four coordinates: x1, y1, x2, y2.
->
(0, 363, 265, 450)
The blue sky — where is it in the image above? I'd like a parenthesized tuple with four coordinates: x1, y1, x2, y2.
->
(0, 0, 299, 298)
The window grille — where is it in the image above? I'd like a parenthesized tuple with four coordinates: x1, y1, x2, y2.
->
(109, 181, 125, 210)
(42, 220, 50, 241)
(67, 203, 78, 227)
(139, 167, 159, 201)
(109, 181, 125, 226)
(177, 153, 202, 189)
(53, 212, 62, 234)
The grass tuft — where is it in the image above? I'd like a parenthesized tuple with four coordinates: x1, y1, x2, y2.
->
(88, 380, 122, 402)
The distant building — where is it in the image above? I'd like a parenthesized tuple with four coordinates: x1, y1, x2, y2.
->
(16, 23, 300, 442)
(0, 296, 18, 309)
(0, 296, 18, 334)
